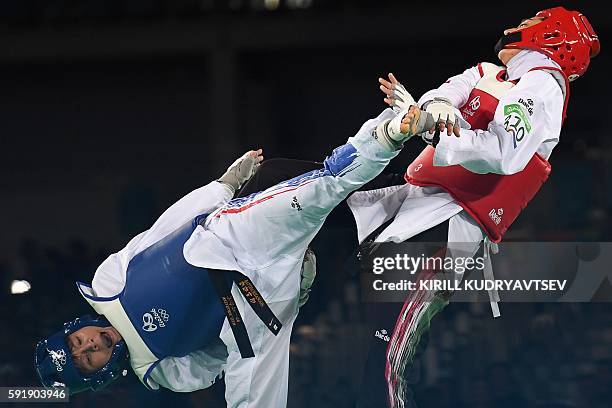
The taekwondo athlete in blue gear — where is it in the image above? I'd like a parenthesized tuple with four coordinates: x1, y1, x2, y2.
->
(35, 150, 264, 395)
(36, 103, 429, 407)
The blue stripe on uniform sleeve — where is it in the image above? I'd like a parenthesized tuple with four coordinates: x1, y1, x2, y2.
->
(324, 143, 358, 176)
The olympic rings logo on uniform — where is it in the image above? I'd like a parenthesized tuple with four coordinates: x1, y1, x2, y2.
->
(49, 349, 67, 371)
(158, 309, 169, 322)
(142, 308, 170, 333)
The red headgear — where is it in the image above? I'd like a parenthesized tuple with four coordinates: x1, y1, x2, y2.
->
(496, 7, 600, 81)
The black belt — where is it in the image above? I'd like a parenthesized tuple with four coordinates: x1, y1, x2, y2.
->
(208, 269, 282, 358)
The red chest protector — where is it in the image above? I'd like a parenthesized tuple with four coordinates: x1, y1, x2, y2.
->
(405, 63, 569, 242)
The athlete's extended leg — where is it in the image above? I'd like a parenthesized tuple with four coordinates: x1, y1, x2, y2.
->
(237, 158, 405, 199)
(236, 158, 322, 198)
(205, 108, 414, 408)
(204, 108, 404, 271)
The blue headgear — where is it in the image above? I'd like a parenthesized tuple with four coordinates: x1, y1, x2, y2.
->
(35, 314, 129, 395)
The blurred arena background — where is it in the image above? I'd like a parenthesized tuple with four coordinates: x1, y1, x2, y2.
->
(1, 1, 610, 407)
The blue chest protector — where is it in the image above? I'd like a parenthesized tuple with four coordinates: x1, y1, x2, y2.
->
(120, 215, 229, 358)
(78, 214, 281, 388)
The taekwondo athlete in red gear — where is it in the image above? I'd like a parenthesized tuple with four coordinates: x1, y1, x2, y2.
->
(346, 7, 600, 407)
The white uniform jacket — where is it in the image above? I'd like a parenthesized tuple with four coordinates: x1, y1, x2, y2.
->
(348, 50, 565, 251)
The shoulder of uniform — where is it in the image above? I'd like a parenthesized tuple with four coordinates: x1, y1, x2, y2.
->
(523, 67, 568, 101)
(477, 62, 504, 77)
(522, 68, 564, 90)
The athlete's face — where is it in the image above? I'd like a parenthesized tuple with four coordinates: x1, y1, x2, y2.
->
(67, 326, 123, 374)
(497, 16, 545, 65)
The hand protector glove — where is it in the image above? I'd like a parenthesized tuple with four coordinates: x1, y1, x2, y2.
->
(420, 97, 461, 146)
(298, 248, 317, 308)
(422, 97, 456, 124)
(218, 150, 261, 193)
(374, 107, 436, 151)
(388, 82, 416, 113)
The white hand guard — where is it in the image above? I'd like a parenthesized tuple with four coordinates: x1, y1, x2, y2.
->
(298, 248, 317, 308)
(419, 97, 460, 146)
(389, 82, 416, 113)
(422, 97, 456, 124)
(218, 151, 260, 192)
(374, 108, 436, 151)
